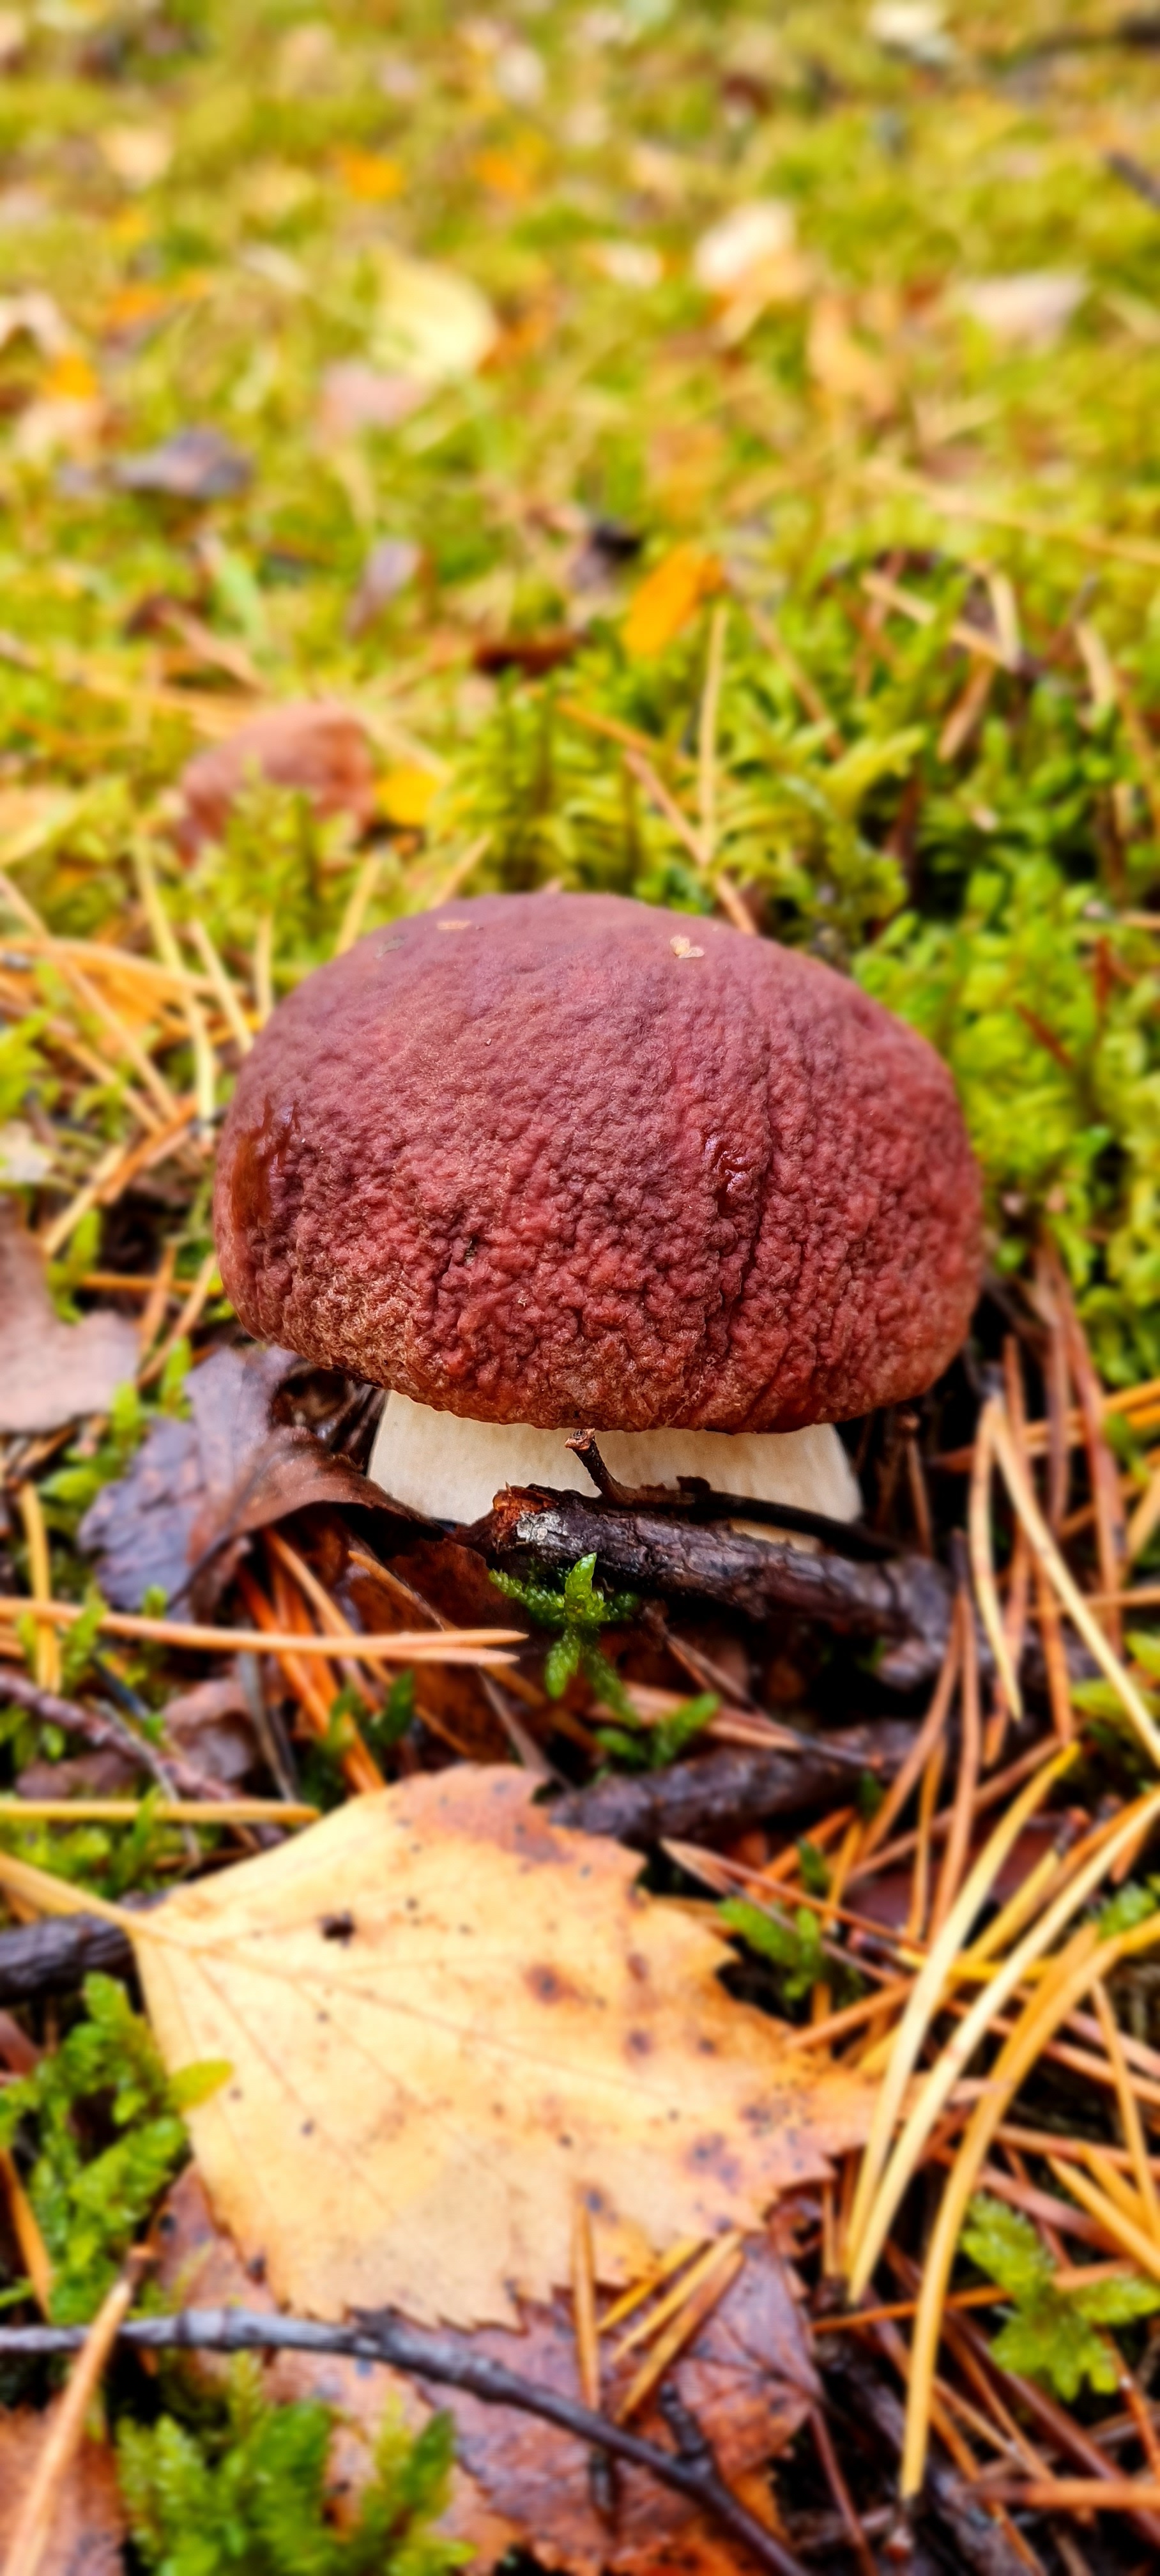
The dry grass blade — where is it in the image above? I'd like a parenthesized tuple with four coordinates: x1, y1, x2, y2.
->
(858, 1610, 962, 1864)
(185, 919, 254, 1055)
(1055, 1261, 1128, 1648)
(989, 1404, 1160, 1765)
(132, 838, 215, 1139)
(616, 2235, 745, 2423)
(901, 1909, 1160, 2496)
(844, 1748, 1075, 2288)
(1046, 2159, 1160, 2283)
(240, 1561, 383, 1795)
(0, 1797, 317, 1825)
(1128, 1462, 1160, 1565)
(1092, 1977, 1160, 2245)
(848, 1781, 1160, 2301)
(15, 1484, 59, 1694)
(571, 2198, 600, 2412)
(929, 1592, 979, 1936)
(0, 1595, 520, 1662)
(970, 1394, 1023, 1721)
(0, 2259, 141, 2576)
(0, 2150, 52, 2317)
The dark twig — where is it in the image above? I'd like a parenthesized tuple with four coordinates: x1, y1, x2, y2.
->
(473, 1487, 959, 1687)
(1106, 148, 1160, 212)
(822, 2348, 1030, 2576)
(0, 1723, 917, 2004)
(0, 1667, 224, 1804)
(551, 1724, 916, 1848)
(0, 1911, 134, 2004)
(0, 2306, 809, 2576)
(563, 1431, 894, 1560)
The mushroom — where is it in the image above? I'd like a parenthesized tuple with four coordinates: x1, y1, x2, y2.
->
(213, 892, 982, 1528)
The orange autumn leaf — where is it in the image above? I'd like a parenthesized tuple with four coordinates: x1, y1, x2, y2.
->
(334, 148, 405, 201)
(623, 545, 723, 657)
(40, 349, 99, 403)
(379, 763, 441, 827)
(471, 148, 536, 203)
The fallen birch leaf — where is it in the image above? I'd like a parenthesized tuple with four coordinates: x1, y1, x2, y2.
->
(808, 296, 896, 415)
(99, 124, 173, 190)
(112, 1767, 871, 2327)
(0, 1201, 139, 1436)
(954, 272, 1087, 352)
(176, 701, 378, 853)
(623, 545, 722, 657)
(0, 2402, 125, 2576)
(692, 201, 797, 296)
(79, 1342, 386, 1612)
(376, 252, 498, 385)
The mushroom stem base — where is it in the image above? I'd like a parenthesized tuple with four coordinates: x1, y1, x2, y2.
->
(367, 1392, 860, 1529)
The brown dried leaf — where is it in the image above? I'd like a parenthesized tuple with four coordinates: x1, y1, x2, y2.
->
(79, 1343, 386, 1612)
(156, 2165, 809, 2574)
(0, 2404, 125, 2576)
(176, 701, 378, 854)
(161, 1676, 256, 1784)
(319, 365, 427, 441)
(0, 1200, 139, 1436)
(346, 537, 422, 636)
(427, 2241, 811, 2573)
(132, 1767, 874, 2329)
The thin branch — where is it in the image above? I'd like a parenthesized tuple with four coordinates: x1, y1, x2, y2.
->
(0, 1668, 214, 1805)
(0, 2306, 809, 2576)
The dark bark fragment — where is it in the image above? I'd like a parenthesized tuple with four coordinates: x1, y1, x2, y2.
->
(552, 1725, 916, 1848)
(469, 1488, 958, 1688)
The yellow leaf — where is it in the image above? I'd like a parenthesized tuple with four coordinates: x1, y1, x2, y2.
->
(334, 148, 404, 203)
(471, 148, 535, 202)
(86, 1769, 873, 2328)
(376, 251, 498, 385)
(808, 296, 895, 417)
(379, 765, 440, 827)
(623, 546, 723, 657)
(40, 350, 98, 404)
(100, 123, 172, 191)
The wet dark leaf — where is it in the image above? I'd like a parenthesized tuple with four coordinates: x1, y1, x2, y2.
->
(0, 2403, 125, 2575)
(176, 700, 378, 852)
(79, 1343, 386, 1612)
(113, 425, 252, 500)
(347, 537, 422, 637)
(0, 1200, 139, 1436)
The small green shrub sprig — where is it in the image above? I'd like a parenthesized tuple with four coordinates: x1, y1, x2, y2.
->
(962, 2195, 1160, 2401)
(118, 2365, 468, 2576)
(0, 1974, 224, 2325)
(490, 1551, 639, 1720)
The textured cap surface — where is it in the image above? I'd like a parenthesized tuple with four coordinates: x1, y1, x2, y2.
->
(214, 892, 982, 1432)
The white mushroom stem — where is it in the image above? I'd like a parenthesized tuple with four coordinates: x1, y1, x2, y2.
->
(368, 1390, 860, 1529)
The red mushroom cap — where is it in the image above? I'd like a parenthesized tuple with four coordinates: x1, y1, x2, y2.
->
(214, 892, 982, 1432)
